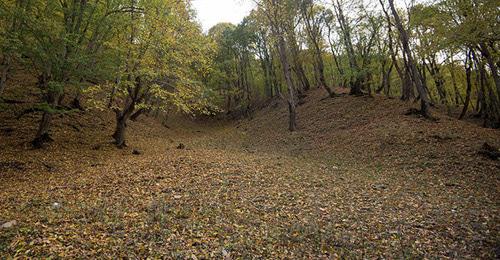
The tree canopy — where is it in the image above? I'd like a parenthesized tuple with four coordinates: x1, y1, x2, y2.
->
(0, 0, 498, 147)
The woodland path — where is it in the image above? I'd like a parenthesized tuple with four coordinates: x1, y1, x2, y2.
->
(0, 90, 499, 258)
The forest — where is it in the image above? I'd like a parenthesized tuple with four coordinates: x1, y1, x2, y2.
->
(0, 0, 499, 258)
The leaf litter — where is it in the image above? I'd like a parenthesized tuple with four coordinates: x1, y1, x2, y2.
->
(0, 88, 499, 258)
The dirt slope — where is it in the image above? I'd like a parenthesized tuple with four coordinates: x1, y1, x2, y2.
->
(0, 87, 499, 258)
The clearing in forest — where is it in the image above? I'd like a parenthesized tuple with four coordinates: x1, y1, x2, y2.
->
(1, 89, 498, 258)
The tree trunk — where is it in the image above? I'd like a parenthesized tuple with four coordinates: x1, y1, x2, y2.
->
(0, 56, 10, 98)
(108, 86, 117, 108)
(315, 43, 335, 97)
(113, 114, 128, 148)
(288, 34, 310, 93)
(270, 51, 281, 97)
(226, 94, 232, 114)
(383, 62, 394, 95)
(449, 58, 464, 106)
(260, 55, 273, 98)
(113, 75, 142, 147)
(327, 29, 345, 87)
(278, 38, 297, 131)
(301, 4, 335, 97)
(380, 0, 413, 101)
(388, 0, 431, 117)
(286, 26, 311, 92)
(33, 112, 54, 147)
(71, 91, 84, 110)
(32, 89, 58, 148)
(258, 31, 274, 98)
(113, 99, 135, 148)
(478, 43, 500, 102)
(425, 57, 447, 105)
(459, 50, 473, 120)
(130, 108, 145, 121)
(400, 69, 414, 100)
(334, 0, 362, 96)
(273, 19, 297, 130)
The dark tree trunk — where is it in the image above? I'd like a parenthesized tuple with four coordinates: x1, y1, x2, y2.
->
(257, 30, 274, 98)
(113, 97, 136, 148)
(300, 3, 335, 97)
(288, 101, 297, 131)
(380, 0, 413, 101)
(71, 91, 84, 110)
(33, 88, 58, 148)
(449, 59, 464, 106)
(113, 114, 128, 148)
(292, 53, 311, 93)
(285, 28, 310, 94)
(469, 47, 499, 126)
(113, 74, 143, 147)
(315, 43, 335, 97)
(268, 0, 297, 131)
(32, 111, 55, 148)
(400, 69, 414, 101)
(108, 76, 121, 108)
(296, 66, 310, 92)
(326, 27, 345, 87)
(425, 57, 447, 105)
(379, 62, 393, 96)
(130, 108, 145, 121)
(226, 94, 232, 114)
(388, 0, 431, 117)
(315, 56, 335, 96)
(270, 53, 281, 97)
(0, 57, 9, 98)
(278, 38, 297, 131)
(334, 0, 362, 96)
(478, 43, 500, 101)
(385, 66, 393, 96)
(260, 56, 273, 98)
(459, 50, 473, 120)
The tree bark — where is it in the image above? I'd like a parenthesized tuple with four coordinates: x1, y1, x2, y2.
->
(287, 30, 310, 93)
(277, 37, 297, 131)
(326, 25, 345, 87)
(113, 113, 129, 148)
(333, 0, 362, 96)
(388, 0, 431, 117)
(459, 50, 473, 120)
(449, 56, 464, 106)
(33, 87, 58, 148)
(0, 56, 9, 98)
(267, 0, 297, 131)
(425, 56, 447, 105)
(130, 108, 145, 121)
(377, 61, 393, 95)
(478, 43, 500, 102)
(71, 90, 84, 110)
(379, 0, 413, 101)
(385, 63, 393, 96)
(300, 3, 335, 97)
(113, 98, 135, 148)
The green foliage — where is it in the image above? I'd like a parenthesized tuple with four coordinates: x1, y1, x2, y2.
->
(46, 81, 64, 95)
(1, 0, 499, 130)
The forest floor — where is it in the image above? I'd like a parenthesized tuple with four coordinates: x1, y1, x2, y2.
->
(0, 82, 499, 258)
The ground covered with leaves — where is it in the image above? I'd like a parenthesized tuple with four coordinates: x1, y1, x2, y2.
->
(1, 88, 499, 258)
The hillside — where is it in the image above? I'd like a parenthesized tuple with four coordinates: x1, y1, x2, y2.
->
(1, 87, 499, 258)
